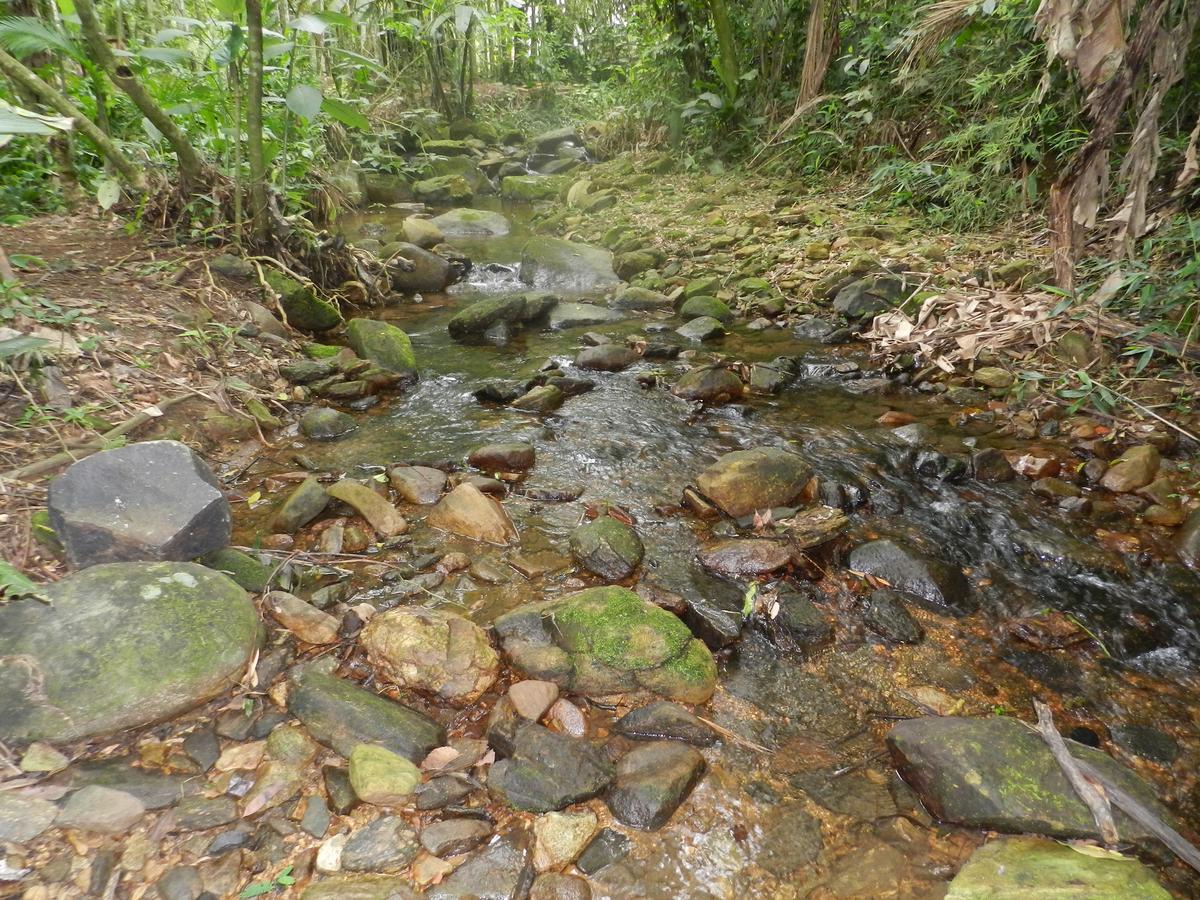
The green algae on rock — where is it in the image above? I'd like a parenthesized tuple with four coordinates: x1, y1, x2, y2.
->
(493, 587, 716, 703)
(344, 319, 417, 375)
(0, 562, 259, 742)
(263, 270, 342, 332)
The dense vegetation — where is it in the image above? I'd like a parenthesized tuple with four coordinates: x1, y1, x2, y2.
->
(1, 0, 1197, 338)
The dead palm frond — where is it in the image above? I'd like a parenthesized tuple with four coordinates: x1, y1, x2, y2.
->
(900, 0, 981, 78)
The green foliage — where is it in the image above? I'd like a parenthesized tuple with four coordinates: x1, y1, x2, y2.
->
(0, 561, 48, 604)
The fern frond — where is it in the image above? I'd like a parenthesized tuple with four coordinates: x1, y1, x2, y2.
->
(0, 16, 84, 64)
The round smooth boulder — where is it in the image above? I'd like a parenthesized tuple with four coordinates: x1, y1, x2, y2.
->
(569, 517, 644, 582)
(361, 606, 499, 704)
(469, 442, 536, 473)
(695, 447, 813, 518)
(47, 440, 231, 568)
(0, 562, 258, 742)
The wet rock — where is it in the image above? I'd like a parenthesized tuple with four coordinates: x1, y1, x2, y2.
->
(324, 766, 359, 815)
(511, 384, 565, 413)
(58, 785, 144, 834)
(328, 479, 408, 537)
(200, 546, 271, 592)
(696, 447, 813, 518)
(614, 249, 662, 280)
(264, 270, 343, 331)
(675, 316, 726, 342)
(503, 174, 569, 202)
(863, 589, 924, 643)
(342, 816, 421, 872)
(426, 832, 534, 900)
(847, 540, 974, 616)
(569, 517, 645, 581)
(66, 757, 191, 809)
(533, 810, 598, 871)
(679, 295, 733, 323)
(0, 562, 257, 743)
(412, 174, 473, 206)
(156, 866, 203, 900)
(271, 478, 331, 535)
(0, 793, 58, 842)
(1100, 444, 1160, 493)
(345, 319, 417, 375)
(681, 597, 742, 649)
(389, 241, 455, 293)
(302, 874, 423, 900)
(1032, 477, 1081, 500)
(488, 721, 614, 812)
(612, 286, 671, 310)
(972, 366, 1014, 389)
(773, 587, 833, 650)
(549, 301, 623, 330)
(300, 795, 332, 837)
(401, 216, 444, 248)
(672, 366, 743, 404)
(361, 606, 499, 703)
(888, 716, 1174, 845)
(266, 591, 340, 644)
(605, 741, 705, 830)
(833, 276, 905, 319)
(469, 442, 535, 472)
(970, 448, 1014, 483)
(613, 701, 717, 747)
(699, 539, 790, 576)
(493, 587, 717, 703)
(520, 237, 619, 291)
(173, 795, 238, 832)
(287, 667, 445, 763)
(1176, 508, 1200, 568)
(48, 441, 230, 568)
(945, 836, 1170, 898)
(20, 742, 69, 774)
(1109, 724, 1179, 765)
(509, 680, 560, 721)
(758, 801, 823, 876)
(420, 818, 492, 857)
(389, 465, 448, 504)
(575, 345, 639, 371)
(301, 407, 357, 441)
(576, 827, 630, 875)
(349, 745, 422, 806)
(531, 873, 592, 900)
(432, 207, 510, 236)
(427, 482, 518, 544)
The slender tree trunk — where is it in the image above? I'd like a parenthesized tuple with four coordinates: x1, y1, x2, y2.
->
(799, 0, 841, 103)
(708, 0, 739, 100)
(0, 47, 146, 190)
(74, 0, 206, 187)
(245, 0, 270, 244)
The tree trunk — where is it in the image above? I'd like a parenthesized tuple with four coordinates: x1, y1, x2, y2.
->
(0, 46, 146, 190)
(708, 0, 739, 100)
(799, 0, 841, 103)
(245, 0, 270, 244)
(74, 0, 206, 187)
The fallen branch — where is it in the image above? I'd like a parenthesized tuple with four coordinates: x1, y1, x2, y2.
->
(1034, 699, 1119, 845)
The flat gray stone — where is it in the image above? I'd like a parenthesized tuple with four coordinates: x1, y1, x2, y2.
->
(0, 792, 58, 843)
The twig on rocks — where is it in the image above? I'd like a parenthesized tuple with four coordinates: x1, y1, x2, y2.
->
(1033, 699, 1118, 845)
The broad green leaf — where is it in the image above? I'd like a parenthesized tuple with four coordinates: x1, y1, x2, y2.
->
(151, 27, 189, 43)
(138, 46, 190, 64)
(0, 335, 51, 359)
(321, 97, 368, 130)
(454, 4, 474, 33)
(96, 177, 120, 211)
(263, 39, 294, 62)
(212, 24, 244, 67)
(214, 0, 245, 19)
(238, 883, 273, 899)
(286, 83, 322, 119)
(0, 100, 73, 138)
(291, 11, 353, 34)
(0, 562, 49, 604)
(0, 16, 84, 63)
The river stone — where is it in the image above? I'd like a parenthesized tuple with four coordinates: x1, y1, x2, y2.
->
(493, 586, 717, 703)
(679, 295, 733, 323)
(533, 810, 598, 871)
(863, 589, 924, 643)
(433, 208, 510, 236)
(327, 480, 407, 537)
(201, 546, 271, 592)
(675, 316, 725, 342)
(470, 442, 536, 472)
(303, 874, 423, 900)
(301, 407, 357, 440)
(287, 667, 445, 763)
(349, 745, 422, 806)
(509, 680, 559, 720)
(427, 483, 518, 544)
(342, 816, 421, 872)
(266, 591, 340, 644)
(173, 795, 238, 832)
(673, 367, 743, 404)
(612, 286, 671, 310)
(503, 174, 569, 202)
(1100, 444, 1160, 493)
(545, 302, 619, 331)
(833, 276, 905, 319)
(488, 721, 614, 812)
(450, 293, 538, 339)
(576, 828, 630, 875)
(0, 562, 256, 743)
(696, 447, 813, 518)
(389, 241, 454, 293)
(614, 702, 717, 746)
(271, 477, 330, 534)
(531, 874, 592, 900)
(420, 818, 492, 857)
(401, 216, 444, 249)
(945, 836, 1170, 898)
(0, 793, 58, 843)
(389, 465, 447, 504)
(362, 607, 499, 703)
(569, 517, 644, 582)
(264, 270, 343, 332)
(412, 174, 473, 206)
(699, 539, 791, 576)
(520, 237, 619, 291)
(58, 785, 145, 833)
(1109, 724, 1179, 764)
(345, 319, 417, 374)
(511, 384, 564, 413)
(758, 801, 823, 876)
(426, 832, 534, 900)
(888, 716, 1174, 845)
(575, 345, 639, 371)
(848, 539, 975, 616)
(605, 741, 705, 830)
(47, 441, 230, 568)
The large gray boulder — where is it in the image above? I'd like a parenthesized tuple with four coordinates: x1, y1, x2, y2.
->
(519, 238, 619, 292)
(387, 242, 454, 294)
(0, 562, 258, 742)
(432, 208, 511, 237)
(48, 441, 231, 568)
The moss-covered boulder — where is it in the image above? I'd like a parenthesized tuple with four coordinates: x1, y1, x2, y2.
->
(432, 208, 511, 237)
(945, 836, 1169, 899)
(447, 292, 558, 340)
(362, 172, 412, 205)
(345, 318, 417, 375)
(493, 587, 716, 703)
(679, 295, 733, 323)
(502, 175, 569, 202)
(0, 562, 259, 742)
(264, 270, 342, 332)
(400, 216, 445, 249)
(412, 174, 474, 205)
(696, 447, 813, 518)
(569, 517, 644, 582)
(519, 237, 619, 292)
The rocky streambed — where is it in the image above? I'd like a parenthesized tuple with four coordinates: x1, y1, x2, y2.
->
(3, 140, 1200, 899)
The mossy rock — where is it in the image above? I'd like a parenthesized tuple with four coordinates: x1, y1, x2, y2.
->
(679, 295, 733, 324)
(0, 562, 259, 742)
(201, 547, 273, 592)
(684, 276, 720, 298)
(303, 342, 342, 359)
(361, 172, 412, 206)
(412, 174, 474, 205)
(345, 319, 417, 375)
(264, 271, 342, 332)
(494, 587, 716, 703)
(502, 175, 569, 202)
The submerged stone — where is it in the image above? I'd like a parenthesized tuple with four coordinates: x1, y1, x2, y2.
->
(673, 367, 743, 404)
(389, 465, 448, 504)
(427, 482, 518, 544)
(426, 833, 534, 900)
(569, 517, 645, 582)
(549, 301, 623, 330)
(271, 476, 330, 533)
(48, 440, 231, 568)
(848, 539, 974, 616)
(613, 701, 717, 746)
(605, 741, 705, 830)
(520, 237, 619, 291)
(488, 721, 614, 812)
(0, 562, 257, 742)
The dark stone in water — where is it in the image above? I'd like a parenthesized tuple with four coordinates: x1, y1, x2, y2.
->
(605, 741, 705, 830)
(681, 597, 742, 649)
(614, 701, 718, 747)
(971, 447, 1015, 483)
(569, 517, 644, 582)
(488, 721, 614, 813)
(419, 818, 493, 857)
(426, 832, 534, 900)
(48, 440, 231, 568)
(1109, 724, 1179, 764)
(847, 539, 975, 617)
(322, 765, 359, 815)
(66, 757, 193, 810)
(473, 379, 525, 404)
(416, 774, 475, 810)
(758, 801, 823, 876)
(863, 589, 923, 644)
(575, 345, 639, 372)
(1069, 726, 1101, 748)
(774, 586, 834, 651)
(575, 828, 631, 875)
(342, 816, 420, 873)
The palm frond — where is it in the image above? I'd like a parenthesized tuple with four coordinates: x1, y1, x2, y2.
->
(900, 0, 980, 78)
(0, 16, 84, 64)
